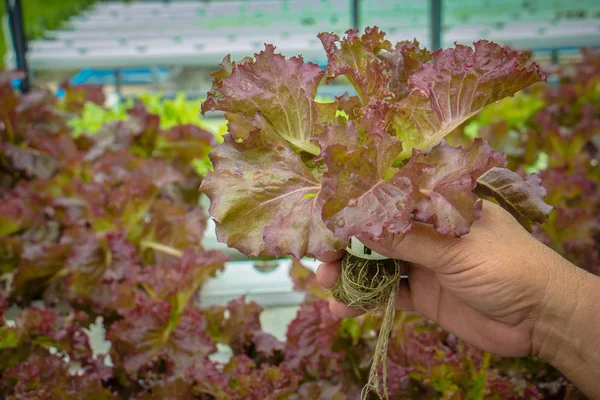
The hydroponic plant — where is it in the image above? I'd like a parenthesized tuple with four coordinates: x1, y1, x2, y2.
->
(0, 72, 231, 399)
(200, 27, 554, 397)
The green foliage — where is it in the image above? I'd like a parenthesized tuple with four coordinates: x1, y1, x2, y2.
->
(463, 92, 546, 138)
(68, 92, 226, 140)
(69, 102, 129, 138)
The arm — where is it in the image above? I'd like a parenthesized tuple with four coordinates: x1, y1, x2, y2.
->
(533, 260, 600, 399)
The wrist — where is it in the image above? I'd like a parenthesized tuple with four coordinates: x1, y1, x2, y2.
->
(532, 256, 600, 398)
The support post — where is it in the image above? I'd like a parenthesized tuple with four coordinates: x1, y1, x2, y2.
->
(351, 0, 359, 30)
(5, 0, 30, 92)
(430, 0, 442, 50)
(551, 49, 559, 65)
(114, 68, 122, 102)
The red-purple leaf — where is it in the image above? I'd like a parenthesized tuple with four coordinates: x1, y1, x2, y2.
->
(190, 355, 299, 399)
(391, 40, 546, 160)
(139, 200, 207, 265)
(137, 247, 228, 307)
(320, 132, 413, 240)
(205, 296, 264, 354)
(382, 39, 433, 100)
(201, 129, 344, 258)
(65, 232, 141, 314)
(108, 299, 216, 378)
(476, 167, 553, 231)
(405, 139, 506, 236)
(11, 244, 70, 303)
(318, 27, 392, 103)
(3, 354, 115, 400)
(0, 142, 58, 179)
(283, 300, 344, 378)
(202, 44, 325, 156)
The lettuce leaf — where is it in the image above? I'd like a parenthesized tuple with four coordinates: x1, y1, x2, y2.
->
(201, 27, 549, 259)
(390, 41, 546, 161)
(201, 128, 344, 258)
(202, 44, 325, 155)
(107, 298, 216, 379)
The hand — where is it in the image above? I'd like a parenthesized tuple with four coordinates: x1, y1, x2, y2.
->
(317, 200, 571, 358)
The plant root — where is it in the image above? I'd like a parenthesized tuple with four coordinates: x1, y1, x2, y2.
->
(332, 253, 404, 400)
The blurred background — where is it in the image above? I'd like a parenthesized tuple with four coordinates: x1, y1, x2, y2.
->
(2, 0, 600, 101)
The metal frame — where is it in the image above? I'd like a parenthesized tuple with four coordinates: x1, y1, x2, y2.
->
(5, 0, 29, 91)
(351, 0, 359, 30)
(430, 0, 442, 50)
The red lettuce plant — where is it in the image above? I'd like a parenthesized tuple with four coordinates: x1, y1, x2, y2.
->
(0, 74, 237, 399)
(200, 27, 553, 397)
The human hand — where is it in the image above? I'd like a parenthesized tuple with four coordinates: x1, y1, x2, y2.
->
(317, 200, 573, 358)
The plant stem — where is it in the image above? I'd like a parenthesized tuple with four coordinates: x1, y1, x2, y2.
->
(140, 241, 183, 258)
(4, 116, 15, 143)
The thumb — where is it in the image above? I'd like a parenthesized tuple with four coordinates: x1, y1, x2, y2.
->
(358, 222, 463, 270)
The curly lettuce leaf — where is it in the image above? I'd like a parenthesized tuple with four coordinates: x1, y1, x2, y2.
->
(391, 40, 546, 160)
(11, 244, 71, 303)
(283, 300, 344, 378)
(202, 45, 325, 155)
(318, 27, 392, 103)
(405, 140, 506, 236)
(475, 167, 553, 231)
(320, 126, 413, 240)
(189, 355, 299, 399)
(382, 39, 433, 100)
(201, 129, 344, 258)
(3, 354, 115, 400)
(137, 247, 228, 311)
(0, 142, 58, 179)
(322, 139, 506, 239)
(66, 232, 139, 299)
(139, 200, 207, 264)
(204, 296, 284, 363)
(108, 299, 216, 378)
